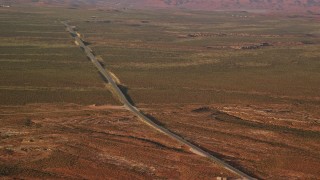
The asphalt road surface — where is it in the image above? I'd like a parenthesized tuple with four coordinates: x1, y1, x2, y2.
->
(62, 21, 255, 180)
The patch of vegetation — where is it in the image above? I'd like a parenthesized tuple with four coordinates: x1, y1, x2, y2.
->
(75, 9, 320, 106)
(212, 110, 320, 139)
(1, 6, 319, 107)
(0, 164, 19, 176)
(2, 148, 14, 155)
(24, 118, 33, 127)
(0, 10, 118, 105)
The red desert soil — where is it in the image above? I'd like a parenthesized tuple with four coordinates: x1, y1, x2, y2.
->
(139, 103, 320, 179)
(1, 103, 319, 179)
(0, 103, 237, 179)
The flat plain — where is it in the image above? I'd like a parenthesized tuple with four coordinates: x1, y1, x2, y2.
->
(0, 5, 320, 179)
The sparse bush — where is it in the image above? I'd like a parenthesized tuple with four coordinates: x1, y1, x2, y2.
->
(0, 164, 19, 176)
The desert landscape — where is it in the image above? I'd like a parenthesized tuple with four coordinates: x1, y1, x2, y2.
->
(0, 0, 320, 179)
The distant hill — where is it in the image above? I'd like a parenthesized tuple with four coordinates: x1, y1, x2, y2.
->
(2, 0, 320, 13)
(163, 0, 320, 12)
